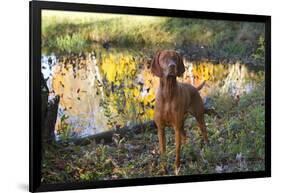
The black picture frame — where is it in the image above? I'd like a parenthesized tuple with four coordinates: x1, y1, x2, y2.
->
(29, 1, 271, 192)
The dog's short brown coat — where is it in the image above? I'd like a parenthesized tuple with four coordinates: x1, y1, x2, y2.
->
(151, 50, 208, 172)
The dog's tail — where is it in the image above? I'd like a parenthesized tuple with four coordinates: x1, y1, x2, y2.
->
(196, 80, 206, 91)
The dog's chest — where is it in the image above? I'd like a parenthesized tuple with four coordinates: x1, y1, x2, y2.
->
(159, 101, 180, 124)
(162, 102, 173, 119)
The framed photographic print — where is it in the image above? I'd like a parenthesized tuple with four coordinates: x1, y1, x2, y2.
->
(30, 0, 271, 192)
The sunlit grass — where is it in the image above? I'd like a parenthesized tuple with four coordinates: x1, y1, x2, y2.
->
(42, 10, 265, 61)
(42, 10, 172, 54)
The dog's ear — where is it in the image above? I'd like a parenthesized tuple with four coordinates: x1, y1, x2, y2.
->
(151, 51, 162, 77)
(176, 52, 185, 76)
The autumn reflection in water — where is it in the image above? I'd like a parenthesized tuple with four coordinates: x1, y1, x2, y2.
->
(42, 50, 262, 140)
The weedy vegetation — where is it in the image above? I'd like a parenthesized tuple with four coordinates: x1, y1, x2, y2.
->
(42, 82, 265, 183)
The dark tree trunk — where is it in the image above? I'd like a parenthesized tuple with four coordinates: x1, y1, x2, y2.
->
(63, 120, 157, 146)
(41, 73, 60, 142)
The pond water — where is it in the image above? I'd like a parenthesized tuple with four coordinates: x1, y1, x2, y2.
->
(42, 49, 263, 139)
(42, 53, 108, 138)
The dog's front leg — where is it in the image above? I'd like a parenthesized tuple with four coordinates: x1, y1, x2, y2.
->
(156, 123, 167, 173)
(175, 127, 182, 174)
(157, 124, 166, 156)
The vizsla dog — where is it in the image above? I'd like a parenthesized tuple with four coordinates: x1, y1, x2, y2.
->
(151, 50, 208, 174)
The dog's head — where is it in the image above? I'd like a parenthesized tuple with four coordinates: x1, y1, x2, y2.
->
(151, 50, 185, 78)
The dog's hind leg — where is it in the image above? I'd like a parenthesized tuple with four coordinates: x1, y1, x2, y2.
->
(195, 114, 209, 144)
(180, 128, 187, 144)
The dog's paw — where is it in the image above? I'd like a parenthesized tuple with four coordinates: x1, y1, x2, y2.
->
(159, 163, 168, 175)
(174, 166, 181, 175)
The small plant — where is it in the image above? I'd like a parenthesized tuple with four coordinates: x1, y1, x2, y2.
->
(79, 171, 98, 181)
(56, 33, 87, 53)
(252, 36, 265, 65)
(56, 114, 73, 141)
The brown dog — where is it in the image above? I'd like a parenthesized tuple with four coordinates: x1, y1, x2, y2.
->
(151, 50, 208, 173)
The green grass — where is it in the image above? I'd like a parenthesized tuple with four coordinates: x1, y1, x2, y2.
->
(41, 82, 265, 183)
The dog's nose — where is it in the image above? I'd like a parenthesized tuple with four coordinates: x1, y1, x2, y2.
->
(168, 63, 176, 68)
